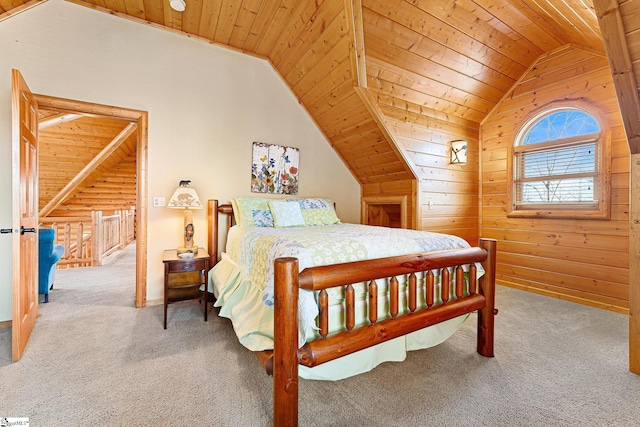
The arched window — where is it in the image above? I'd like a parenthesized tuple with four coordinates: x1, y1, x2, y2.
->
(510, 105, 610, 219)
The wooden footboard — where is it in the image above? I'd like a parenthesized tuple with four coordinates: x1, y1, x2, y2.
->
(273, 239, 497, 426)
(206, 199, 497, 426)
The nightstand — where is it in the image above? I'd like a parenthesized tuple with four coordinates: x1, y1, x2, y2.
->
(162, 248, 210, 329)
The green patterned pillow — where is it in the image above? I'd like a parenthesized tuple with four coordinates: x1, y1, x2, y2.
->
(287, 198, 340, 226)
(269, 200, 306, 228)
(232, 197, 274, 227)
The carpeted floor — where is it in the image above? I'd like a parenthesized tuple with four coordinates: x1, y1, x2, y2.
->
(1, 243, 639, 426)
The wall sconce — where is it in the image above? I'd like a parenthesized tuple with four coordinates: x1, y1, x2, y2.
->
(167, 180, 203, 255)
(450, 140, 468, 165)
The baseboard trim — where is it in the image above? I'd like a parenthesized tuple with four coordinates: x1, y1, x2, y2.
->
(0, 320, 11, 329)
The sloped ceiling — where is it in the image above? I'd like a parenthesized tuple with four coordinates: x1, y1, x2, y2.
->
(0, 0, 618, 186)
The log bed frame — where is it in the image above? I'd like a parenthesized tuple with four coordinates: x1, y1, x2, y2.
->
(206, 199, 498, 426)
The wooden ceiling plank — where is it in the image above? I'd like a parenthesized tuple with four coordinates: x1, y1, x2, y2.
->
(469, 0, 568, 50)
(254, 0, 303, 56)
(363, 7, 518, 93)
(291, 38, 351, 97)
(181, 0, 205, 35)
(365, 0, 540, 67)
(528, 0, 603, 48)
(243, 0, 286, 52)
(364, 32, 505, 103)
(270, 0, 342, 68)
(384, 109, 479, 138)
(376, 91, 486, 124)
(620, 0, 640, 32)
(212, 0, 243, 45)
(103, 0, 126, 14)
(366, 57, 496, 116)
(141, 0, 164, 24)
(281, 6, 349, 83)
(594, 0, 640, 153)
(297, 56, 352, 107)
(227, 0, 263, 48)
(0, 0, 44, 21)
(197, 0, 223, 41)
(306, 80, 358, 117)
(356, 87, 418, 179)
(123, 0, 145, 20)
(39, 122, 137, 217)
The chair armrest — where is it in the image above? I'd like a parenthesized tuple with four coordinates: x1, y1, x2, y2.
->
(50, 244, 65, 263)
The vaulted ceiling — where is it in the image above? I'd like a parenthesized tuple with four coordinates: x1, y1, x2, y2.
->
(2, 0, 638, 189)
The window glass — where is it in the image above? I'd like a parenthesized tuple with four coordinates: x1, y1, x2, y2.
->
(511, 106, 608, 218)
(521, 110, 600, 145)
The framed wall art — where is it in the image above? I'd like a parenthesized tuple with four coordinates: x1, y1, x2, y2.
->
(251, 142, 300, 194)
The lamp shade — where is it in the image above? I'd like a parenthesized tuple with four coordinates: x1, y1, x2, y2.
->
(167, 181, 203, 209)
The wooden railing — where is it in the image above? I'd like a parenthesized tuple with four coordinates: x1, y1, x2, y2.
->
(39, 207, 135, 268)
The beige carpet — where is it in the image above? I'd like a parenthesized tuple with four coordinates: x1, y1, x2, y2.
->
(1, 243, 639, 426)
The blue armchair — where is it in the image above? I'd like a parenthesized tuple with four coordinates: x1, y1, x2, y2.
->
(39, 228, 65, 303)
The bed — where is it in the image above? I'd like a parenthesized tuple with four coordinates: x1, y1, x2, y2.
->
(206, 198, 497, 426)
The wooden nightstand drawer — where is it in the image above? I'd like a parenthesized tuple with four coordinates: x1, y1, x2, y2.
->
(166, 258, 207, 274)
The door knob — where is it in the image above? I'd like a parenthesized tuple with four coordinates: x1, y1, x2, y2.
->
(1, 228, 13, 234)
(20, 227, 36, 235)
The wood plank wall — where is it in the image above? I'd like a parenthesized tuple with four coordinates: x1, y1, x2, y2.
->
(384, 113, 479, 244)
(481, 46, 630, 313)
(50, 152, 137, 217)
(38, 114, 137, 219)
(264, 0, 416, 226)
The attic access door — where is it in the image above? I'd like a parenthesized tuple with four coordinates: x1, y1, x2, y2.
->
(361, 196, 408, 229)
(32, 95, 149, 309)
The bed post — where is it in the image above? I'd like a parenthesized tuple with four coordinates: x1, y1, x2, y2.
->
(477, 238, 497, 357)
(207, 199, 218, 267)
(273, 257, 299, 427)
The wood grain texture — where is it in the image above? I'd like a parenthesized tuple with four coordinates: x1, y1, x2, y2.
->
(481, 47, 630, 312)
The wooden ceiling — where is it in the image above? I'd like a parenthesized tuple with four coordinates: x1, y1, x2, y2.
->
(37, 110, 137, 216)
(0, 0, 624, 189)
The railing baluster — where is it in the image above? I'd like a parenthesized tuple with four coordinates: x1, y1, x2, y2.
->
(441, 267, 450, 304)
(390, 276, 399, 318)
(368, 280, 378, 324)
(345, 284, 355, 331)
(455, 265, 464, 299)
(426, 270, 434, 308)
(64, 223, 71, 260)
(408, 273, 417, 312)
(318, 290, 328, 338)
(469, 263, 477, 294)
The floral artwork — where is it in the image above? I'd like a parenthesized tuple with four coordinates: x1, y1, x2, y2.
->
(251, 142, 299, 194)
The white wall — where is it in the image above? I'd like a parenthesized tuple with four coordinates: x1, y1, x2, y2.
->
(0, 0, 360, 321)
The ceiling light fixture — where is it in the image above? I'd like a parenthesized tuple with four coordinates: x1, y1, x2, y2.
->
(169, 0, 186, 12)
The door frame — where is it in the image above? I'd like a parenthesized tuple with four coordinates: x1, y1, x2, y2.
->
(33, 94, 149, 307)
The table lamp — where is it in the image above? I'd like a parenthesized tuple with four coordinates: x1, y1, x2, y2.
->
(167, 180, 203, 254)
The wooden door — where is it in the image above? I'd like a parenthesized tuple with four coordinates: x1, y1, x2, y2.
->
(11, 69, 39, 361)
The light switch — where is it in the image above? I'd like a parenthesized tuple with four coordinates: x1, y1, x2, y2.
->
(153, 196, 165, 207)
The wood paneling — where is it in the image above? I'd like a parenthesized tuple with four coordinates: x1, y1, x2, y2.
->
(37, 112, 136, 218)
(481, 48, 629, 311)
(33, 0, 608, 235)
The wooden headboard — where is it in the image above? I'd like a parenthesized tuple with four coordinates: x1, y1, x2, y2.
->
(206, 199, 233, 267)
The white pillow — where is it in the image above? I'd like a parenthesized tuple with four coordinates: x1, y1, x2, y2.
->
(269, 201, 305, 228)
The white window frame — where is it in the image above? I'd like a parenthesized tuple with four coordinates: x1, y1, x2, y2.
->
(508, 103, 611, 220)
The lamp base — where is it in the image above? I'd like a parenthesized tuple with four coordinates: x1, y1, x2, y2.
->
(177, 246, 198, 255)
